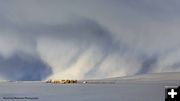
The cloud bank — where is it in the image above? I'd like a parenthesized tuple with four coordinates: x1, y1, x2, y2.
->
(0, 0, 180, 80)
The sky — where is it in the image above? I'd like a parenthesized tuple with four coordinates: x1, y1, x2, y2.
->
(0, 0, 180, 80)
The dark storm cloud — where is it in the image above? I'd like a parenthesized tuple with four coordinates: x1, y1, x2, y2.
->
(0, 16, 127, 80)
(0, 0, 180, 80)
(0, 52, 52, 81)
(136, 56, 159, 75)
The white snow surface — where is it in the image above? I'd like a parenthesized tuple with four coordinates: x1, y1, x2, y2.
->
(0, 72, 180, 101)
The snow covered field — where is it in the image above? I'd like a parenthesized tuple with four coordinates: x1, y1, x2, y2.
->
(0, 72, 180, 101)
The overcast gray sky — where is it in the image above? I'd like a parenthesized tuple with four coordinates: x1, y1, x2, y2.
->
(0, 0, 180, 80)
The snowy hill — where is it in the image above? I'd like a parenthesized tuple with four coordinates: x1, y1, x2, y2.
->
(116, 72, 180, 80)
